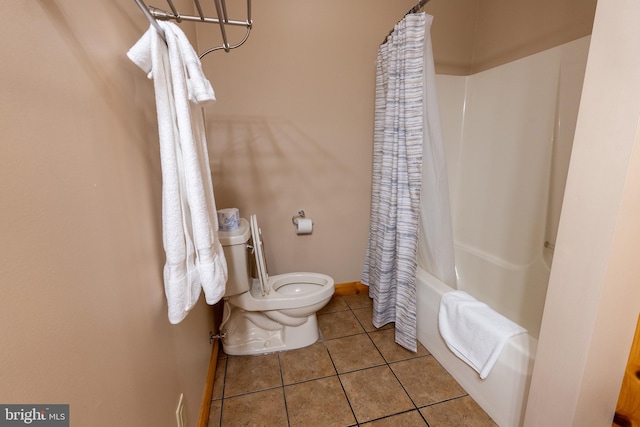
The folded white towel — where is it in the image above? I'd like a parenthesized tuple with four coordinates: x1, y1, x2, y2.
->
(128, 22, 227, 324)
(438, 290, 527, 379)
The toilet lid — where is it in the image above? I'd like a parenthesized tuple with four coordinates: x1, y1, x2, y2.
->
(249, 214, 269, 294)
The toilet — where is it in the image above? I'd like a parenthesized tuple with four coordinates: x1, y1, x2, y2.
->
(218, 214, 335, 355)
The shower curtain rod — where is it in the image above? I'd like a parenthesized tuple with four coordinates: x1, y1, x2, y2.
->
(383, 0, 431, 44)
(134, 0, 253, 57)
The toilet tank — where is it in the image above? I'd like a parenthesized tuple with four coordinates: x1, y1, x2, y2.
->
(218, 218, 251, 297)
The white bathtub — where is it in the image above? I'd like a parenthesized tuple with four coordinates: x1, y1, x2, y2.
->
(419, 37, 590, 427)
(416, 260, 538, 427)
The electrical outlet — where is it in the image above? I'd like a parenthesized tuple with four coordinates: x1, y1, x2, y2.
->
(175, 393, 186, 427)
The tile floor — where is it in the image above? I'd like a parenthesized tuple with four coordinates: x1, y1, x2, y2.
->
(209, 292, 497, 426)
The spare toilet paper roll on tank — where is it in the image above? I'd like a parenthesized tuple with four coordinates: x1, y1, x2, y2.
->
(217, 208, 240, 231)
(295, 218, 313, 235)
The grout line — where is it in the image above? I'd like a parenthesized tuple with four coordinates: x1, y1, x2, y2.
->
(360, 408, 429, 426)
(323, 330, 368, 342)
(276, 352, 292, 427)
(355, 300, 425, 424)
(216, 357, 227, 426)
(321, 328, 360, 425)
(213, 295, 484, 426)
(283, 373, 338, 387)
(418, 393, 471, 409)
(386, 352, 421, 413)
(219, 384, 283, 400)
(364, 332, 389, 363)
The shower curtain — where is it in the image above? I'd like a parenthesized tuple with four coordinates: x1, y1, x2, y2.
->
(362, 13, 456, 352)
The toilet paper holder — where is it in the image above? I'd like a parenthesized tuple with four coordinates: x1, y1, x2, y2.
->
(291, 210, 306, 226)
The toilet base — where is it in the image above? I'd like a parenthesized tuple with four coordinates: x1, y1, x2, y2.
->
(221, 306, 320, 356)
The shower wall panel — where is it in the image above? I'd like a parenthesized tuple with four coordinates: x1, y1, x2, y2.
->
(434, 36, 590, 337)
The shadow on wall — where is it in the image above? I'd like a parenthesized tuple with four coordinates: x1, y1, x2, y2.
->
(206, 115, 351, 215)
(205, 114, 370, 278)
(39, 1, 158, 149)
(38, 0, 166, 255)
(7, 2, 217, 425)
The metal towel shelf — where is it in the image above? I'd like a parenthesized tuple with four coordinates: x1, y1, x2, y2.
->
(134, 0, 253, 58)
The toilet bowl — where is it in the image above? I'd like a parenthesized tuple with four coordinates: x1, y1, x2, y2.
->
(218, 214, 335, 355)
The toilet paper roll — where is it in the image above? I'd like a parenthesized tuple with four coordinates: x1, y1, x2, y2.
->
(295, 218, 313, 235)
(218, 208, 240, 231)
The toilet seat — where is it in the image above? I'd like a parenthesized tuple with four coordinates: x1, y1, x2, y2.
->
(221, 214, 335, 355)
(250, 214, 269, 295)
(229, 272, 334, 312)
(228, 215, 334, 312)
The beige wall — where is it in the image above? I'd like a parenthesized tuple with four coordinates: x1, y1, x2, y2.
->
(3, 0, 631, 425)
(198, 0, 596, 282)
(0, 1, 213, 426)
(525, 0, 640, 424)
(200, 0, 416, 283)
(425, 0, 479, 75)
(425, 0, 597, 74)
(0, 1, 420, 425)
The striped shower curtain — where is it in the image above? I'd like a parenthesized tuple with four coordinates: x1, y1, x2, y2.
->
(362, 13, 452, 352)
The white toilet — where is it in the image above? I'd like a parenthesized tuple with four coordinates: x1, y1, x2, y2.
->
(218, 214, 335, 355)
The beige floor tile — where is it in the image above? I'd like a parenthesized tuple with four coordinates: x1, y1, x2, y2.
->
(279, 342, 336, 384)
(318, 296, 349, 314)
(343, 292, 372, 309)
(285, 376, 356, 427)
(209, 291, 494, 427)
(352, 306, 394, 332)
(208, 400, 222, 427)
(340, 365, 414, 423)
(212, 358, 227, 400)
(369, 328, 430, 363)
(420, 396, 497, 426)
(318, 310, 365, 339)
(391, 356, 466, 406)
(326, 334, 385, 373)
(220, 388, 288, 426)
(223, 353, 282, 397)
(361, 410, 428, 426)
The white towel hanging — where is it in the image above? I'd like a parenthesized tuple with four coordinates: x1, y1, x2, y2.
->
(128, 22, 228, 324)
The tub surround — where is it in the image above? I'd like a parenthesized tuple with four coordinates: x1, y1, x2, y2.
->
(411, 37, 590, 426)
(435, 36, 590, 339)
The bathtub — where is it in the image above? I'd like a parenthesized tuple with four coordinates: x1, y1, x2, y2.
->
(419, 36, 590, 427)
(416, 246, 542, 427)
